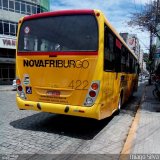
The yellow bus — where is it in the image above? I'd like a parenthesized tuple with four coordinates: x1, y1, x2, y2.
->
(16, 9, 139, 120)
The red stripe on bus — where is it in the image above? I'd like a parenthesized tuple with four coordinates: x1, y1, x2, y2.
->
(24, 10, 95, 21)
(116, 39, 122, 49)
(17, 51, 98, 56)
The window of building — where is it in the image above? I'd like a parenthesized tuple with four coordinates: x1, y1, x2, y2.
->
(26, 4, 31, 14)
(21, 2, 26, 14)
(32, 5, 36, 14)
(9, 0, 14, 11)
(4, 22, 9, 35)
(0, 21, 3, 34)
(2, 0, 8, 10)
(37, 6, 40, 13)
(16, 24, 18, 35)
(10, 23, 15, 36)
(0, 20, 17, 36)
(0, 0, 2, 9)
(1, 0, 47, 15)
(15, 1, 20, 13)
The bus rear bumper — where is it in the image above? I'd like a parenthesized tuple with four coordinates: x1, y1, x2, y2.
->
(16, 96, 100, 120)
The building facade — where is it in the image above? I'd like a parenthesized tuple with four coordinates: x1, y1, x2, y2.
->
(120, 33, 141, 60)
(120, 33, 144, 70)
(0, 0, 50, 84)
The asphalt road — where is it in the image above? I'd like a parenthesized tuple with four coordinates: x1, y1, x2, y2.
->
(0, 81, 146, 159)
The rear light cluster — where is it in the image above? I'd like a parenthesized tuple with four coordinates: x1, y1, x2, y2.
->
(83, 81, 100, 107)
(16, 78, 26, 99)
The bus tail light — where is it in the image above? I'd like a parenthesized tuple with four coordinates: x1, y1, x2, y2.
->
(91, 83, 99, 90)
(83, 81, 100, 107)
(16, 77, 26, 99)
(89, 90, 96, 97)
(16, 79, 21, 85)
(86, 97, 93, 104)
(18, 86, 23, 92)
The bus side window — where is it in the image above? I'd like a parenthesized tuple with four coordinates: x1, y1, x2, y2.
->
(126, 51, 130, 73)
(129, 55, 133, 73)
(133, 58, 137, 73)
(133, 58, 135, 73)
(121, 46, 126, 72)
(104, 25, 115, 71)
(115, 47, 121, 72)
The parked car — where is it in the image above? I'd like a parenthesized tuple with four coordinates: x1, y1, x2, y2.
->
(12, 79, 17, 90)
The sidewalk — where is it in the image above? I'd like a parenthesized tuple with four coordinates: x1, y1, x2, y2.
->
(1, 83, 160, 155)
(0, 85, 13, 91)
(130, 84, 160, 154)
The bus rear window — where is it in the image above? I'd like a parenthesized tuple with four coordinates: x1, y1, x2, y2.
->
(18, 14, 98, 52)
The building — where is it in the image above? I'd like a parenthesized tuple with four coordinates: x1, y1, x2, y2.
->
(120, 33, 141, 60)
(0, 0, 50, 84)
(120, 32, 143, 65)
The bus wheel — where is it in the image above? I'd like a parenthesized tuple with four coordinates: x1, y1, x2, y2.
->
(115, 96, 122, 115)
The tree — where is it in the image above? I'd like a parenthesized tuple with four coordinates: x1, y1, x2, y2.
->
(128, 0, 160, 84)
(128, 0, 160, 35)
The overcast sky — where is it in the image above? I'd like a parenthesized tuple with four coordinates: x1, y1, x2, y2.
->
(50, 0, 153, 53)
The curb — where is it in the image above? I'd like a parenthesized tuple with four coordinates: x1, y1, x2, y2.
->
(120, 84, 146, 158)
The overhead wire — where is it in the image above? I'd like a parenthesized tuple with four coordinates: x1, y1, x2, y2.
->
(139, 38, 150, 50)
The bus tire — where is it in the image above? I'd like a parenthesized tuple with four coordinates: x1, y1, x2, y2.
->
(115, 96, 122, 115)
(130, 88, 134, 97)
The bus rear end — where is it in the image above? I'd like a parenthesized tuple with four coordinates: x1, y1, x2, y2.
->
(16, 10, 103, 119)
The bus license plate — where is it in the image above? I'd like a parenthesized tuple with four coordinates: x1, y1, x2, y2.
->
(46, 90, 60, 96)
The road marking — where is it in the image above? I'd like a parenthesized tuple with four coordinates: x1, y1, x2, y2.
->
(120, 85, 146, 159)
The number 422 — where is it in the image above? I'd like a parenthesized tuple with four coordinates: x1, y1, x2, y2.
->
(68, 80, 89, 90)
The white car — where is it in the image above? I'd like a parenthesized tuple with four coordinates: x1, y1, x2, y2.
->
(12, 79, 17, 90)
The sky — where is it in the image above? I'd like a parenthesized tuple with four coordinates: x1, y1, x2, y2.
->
(50, 0, 153, 53)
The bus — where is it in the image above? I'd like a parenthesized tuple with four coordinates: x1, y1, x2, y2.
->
(16, 9, 139, 120)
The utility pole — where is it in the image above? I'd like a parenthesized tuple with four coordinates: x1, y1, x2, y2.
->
(156, 0, 159, 26)
(148, 0, 159, 85)
(148, 26, 153, 85)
